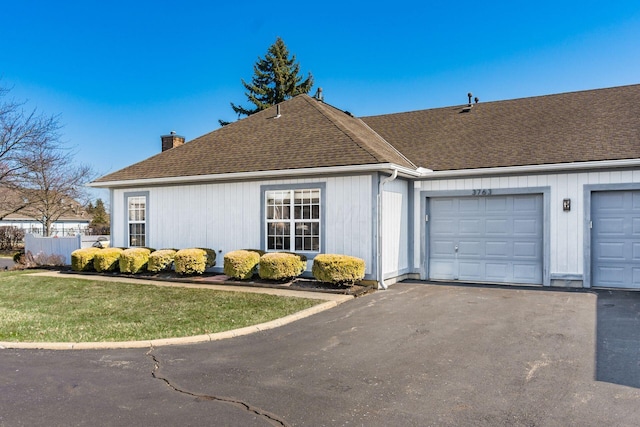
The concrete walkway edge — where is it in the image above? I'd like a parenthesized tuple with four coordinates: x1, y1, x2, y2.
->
(0, 271, 353, 351)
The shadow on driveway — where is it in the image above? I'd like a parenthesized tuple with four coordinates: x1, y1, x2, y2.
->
(596, 289, 640, 388)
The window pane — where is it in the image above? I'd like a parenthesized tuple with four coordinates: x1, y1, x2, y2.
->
(267, 222, 290, 250)
(266, 188, 320, 252)
(294, 221, 319, 251)
(294, 189, 320, 220)
(266, 191, 290, 220)
(128, 196, 146, 247)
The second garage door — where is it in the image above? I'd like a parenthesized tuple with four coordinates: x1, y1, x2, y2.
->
(591, 190, 640, 289)
(428, 194, 543, 285)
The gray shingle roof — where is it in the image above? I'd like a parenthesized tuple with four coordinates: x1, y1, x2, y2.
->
(362, 84, 640, 171)
(93, 84, 640, 185)
(94, 95, 415, 183)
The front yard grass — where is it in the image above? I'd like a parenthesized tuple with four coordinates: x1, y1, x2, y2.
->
(0, 270, 320, 342)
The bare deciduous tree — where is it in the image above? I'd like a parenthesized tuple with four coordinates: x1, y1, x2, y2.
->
(0, 84, 62, 219)
(0, 83, 95, 235)
(17, 143, 94, 236)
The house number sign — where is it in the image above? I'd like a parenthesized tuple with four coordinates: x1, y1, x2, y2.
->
(471, 189, 492, 196)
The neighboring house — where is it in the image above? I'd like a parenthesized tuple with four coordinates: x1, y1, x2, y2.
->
(0, 213, 91, 237)
(90, 84, 640, 289)
(0, 189, 91, 237)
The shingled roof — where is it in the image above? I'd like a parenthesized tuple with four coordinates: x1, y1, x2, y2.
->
(93, 95, 415, 184)
(362, 84, 640, 171)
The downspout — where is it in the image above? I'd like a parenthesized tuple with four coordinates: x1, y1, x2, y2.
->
(377, 168, 398, 290)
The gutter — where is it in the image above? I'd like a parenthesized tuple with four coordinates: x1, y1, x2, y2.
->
(377, 168, 398, 290)
(88, 163, 423, 188)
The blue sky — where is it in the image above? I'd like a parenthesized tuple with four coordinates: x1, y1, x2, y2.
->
(2, 1, 639, 201)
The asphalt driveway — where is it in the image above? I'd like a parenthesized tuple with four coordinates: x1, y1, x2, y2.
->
(2, 283, 640, 426)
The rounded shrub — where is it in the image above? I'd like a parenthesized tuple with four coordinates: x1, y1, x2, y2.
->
(223, 250, 261, 280)
(71, 247, 102, 272)
(312, 254, 366, 285)
(174, 248, 208, 275)
(148, 249, 177, 273)
(93, 247, 124, 272)
(119, 248, 152, 274)
(259, 252, 306, 281)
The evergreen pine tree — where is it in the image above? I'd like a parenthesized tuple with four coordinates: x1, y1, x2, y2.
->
(220, 37, 313, 125)
(90, 199, 109, 227)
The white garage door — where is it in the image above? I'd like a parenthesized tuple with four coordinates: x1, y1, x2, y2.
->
(428, 194, 543, 284)
(591, 190, 640, 289)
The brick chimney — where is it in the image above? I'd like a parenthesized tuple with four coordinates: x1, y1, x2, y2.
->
(161, 131, 185, 152)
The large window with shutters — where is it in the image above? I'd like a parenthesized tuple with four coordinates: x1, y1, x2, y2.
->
(265, 188, 322, 253)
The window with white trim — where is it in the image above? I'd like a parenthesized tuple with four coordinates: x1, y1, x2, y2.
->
(266, 189, 320, 252)
(127, 195, 146, 247)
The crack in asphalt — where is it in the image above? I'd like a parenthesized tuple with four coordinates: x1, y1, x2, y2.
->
(146, 348, 290, 427)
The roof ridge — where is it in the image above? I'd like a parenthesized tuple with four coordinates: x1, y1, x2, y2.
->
(302, 95, 416, 168)
(364, 82, 640, 119)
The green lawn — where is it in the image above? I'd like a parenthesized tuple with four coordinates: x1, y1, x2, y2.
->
(0, 270, 320, 342)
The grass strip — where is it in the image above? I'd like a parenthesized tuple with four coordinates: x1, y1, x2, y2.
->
(0, 270, 319, 342)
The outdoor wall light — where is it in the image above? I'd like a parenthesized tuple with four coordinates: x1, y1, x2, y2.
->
(563, 198, 571, 212)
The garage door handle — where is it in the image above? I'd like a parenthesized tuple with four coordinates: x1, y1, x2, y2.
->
(454, 245, 459, 252)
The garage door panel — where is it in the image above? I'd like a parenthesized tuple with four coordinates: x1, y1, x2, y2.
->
(514, 218, 538, 235)
(486, 197, 508, 212)
(429, 194, 543, 285)
(514, 241, 537, 258)
(598, 217, 626, 234)
(513, 196, 538, 212)
(432, 218, 456, 234)
(459, 198, 480, 211)
(595, 242, 626, 260)
(514, 264, 539, 282)
(459, 219, 482, 234)
(459, 240, 482, 256)
(432, 240, 455, 256)
(485, 241, 509, 257)
(592, 190, 640, 288)
(485, 263, 509, 281)
(486, 219, 509, 234)
(459, 262, 482, 279)
(430, 260, 455, 279)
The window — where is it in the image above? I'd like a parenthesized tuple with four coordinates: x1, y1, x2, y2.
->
(266, 188, 321, 252)
(127, 195, 146, 247)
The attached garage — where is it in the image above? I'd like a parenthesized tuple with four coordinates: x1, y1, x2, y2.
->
(591, 190, 640, 289)
(427, 194, 544, 285)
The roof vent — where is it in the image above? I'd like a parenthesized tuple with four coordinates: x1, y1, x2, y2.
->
(314, 87, 324, 101)
(274, 104, 281, 119)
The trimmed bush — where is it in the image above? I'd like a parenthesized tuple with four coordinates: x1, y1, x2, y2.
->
(259, 252, 306, 280)
(119, 248, 151, 274)
(71, 247, 102, 272)
(148, 249, 177, 273)
(174, 248, 208, 275)
(312, 254, 366, 285)
(93, 248, 124, 272)
(224, 250, 261, 280)
(198, 247, 217, 268)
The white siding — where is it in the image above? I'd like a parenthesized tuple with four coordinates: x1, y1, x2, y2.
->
(382, 178, 410, 278)
(112, 175, 374, 275)
(415, 170, 640, 281)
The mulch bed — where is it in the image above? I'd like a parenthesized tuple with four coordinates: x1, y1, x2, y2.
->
(57, 268, 374, 297)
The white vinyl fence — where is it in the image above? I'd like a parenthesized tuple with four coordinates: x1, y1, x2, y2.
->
(25, 234, 82, 265)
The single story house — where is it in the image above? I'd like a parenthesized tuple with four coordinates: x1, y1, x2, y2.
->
(90, 84, 640, 289)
